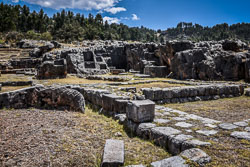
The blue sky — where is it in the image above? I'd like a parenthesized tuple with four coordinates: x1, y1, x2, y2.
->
(1, 0, 250, 30)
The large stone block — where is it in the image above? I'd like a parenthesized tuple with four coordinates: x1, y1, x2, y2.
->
(113, 99, 129, 114)
(151, 156, 188, 167)
(150, 127, 181, 148)
(101, 139, 124, 167)
(102, 94, 128, 112)
(126, 100, 155, 123)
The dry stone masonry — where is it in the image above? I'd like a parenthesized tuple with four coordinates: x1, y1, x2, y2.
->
(142, 84, 244, 104)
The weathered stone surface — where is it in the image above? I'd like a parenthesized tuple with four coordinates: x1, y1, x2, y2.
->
(180, 148, 211, 166)
(196, 130, 218, 136)
(142, 85, 244, 104)
(114, 114, 127, 124)
(175, 122, 193, 128)
(126, 100, 155, 123)
(102, 94, 126, 112)
(219, 123, 238, 130)
(168, 134, 194, 155)
(182, 140, 211, 151)
(231, 131, 250, 140)
(151, 156, 188, 167)
(125, 165, 146, 167)
(150, 127, 181, 148)
(136, 123, 156, 139)
(113, 99, 129, 114)
(245, 88, 250, 96)
(154, 119, 171, 124)
(37, 59, 67, 79)
(222, 40, 247, 52)
(245, 127, 250, 132)
(233, 121, 248, 127)
(101, 139, 124, 167)
(144, 66, 169, 78)
(0, 86, 85, 112)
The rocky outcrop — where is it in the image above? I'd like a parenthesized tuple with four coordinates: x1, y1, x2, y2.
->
(171, 44, 250, 81)
(222, 40, 247, 52)
(30, 42, 55, 58)
(0, 85, 85, 112)
(36, 59, 67, 79)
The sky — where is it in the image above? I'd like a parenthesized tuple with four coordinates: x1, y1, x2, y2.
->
(1, 0, 250, 30)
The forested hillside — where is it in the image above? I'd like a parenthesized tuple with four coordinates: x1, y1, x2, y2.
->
(0, 2, 157, 43)
(1, 2, 250, 44)
(161, 22, 250, 42)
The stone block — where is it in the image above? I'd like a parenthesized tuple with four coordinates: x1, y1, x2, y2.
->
(168, 134, 194, 155)
(102, 94, 126, 112)
(113, 99, 129, 114)
(126, 100, 155, 123)
(136, 123, 156, 139)
(101, 139, 124, 167)
(150, 127, 181, 148)
(180, 148, 211, 166)
(151, 156, 188, 167)
(181, 140, 211, 151)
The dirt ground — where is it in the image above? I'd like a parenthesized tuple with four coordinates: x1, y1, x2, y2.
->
(0, 108, 169, 167)
(166, 96, 250, 123)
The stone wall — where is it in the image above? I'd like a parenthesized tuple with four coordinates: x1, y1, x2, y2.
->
(36, 59, 67, 79)
(142, 84, 244, 104)
(0, 85, 85, 112)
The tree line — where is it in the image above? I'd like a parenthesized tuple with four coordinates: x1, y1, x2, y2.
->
(161, 22, 250, 42)
(0, 2, 157, 43)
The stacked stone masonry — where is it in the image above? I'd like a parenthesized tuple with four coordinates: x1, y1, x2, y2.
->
(142, 84, 244, 104)
(0, 85, 85, 112)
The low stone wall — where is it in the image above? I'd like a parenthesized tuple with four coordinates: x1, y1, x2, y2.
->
(142, 84, 244, 104)
(0, 81, 33, 87)
(68, 86, 211, 157)
(0, 85, 85, 112)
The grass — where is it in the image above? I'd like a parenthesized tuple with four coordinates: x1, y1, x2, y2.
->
(0, 86, 29, 93)
(119, 82, 185, 92)
(0, 74, 31, 82)
(0, 107, 170, 167)
(165, 96, 250, 122)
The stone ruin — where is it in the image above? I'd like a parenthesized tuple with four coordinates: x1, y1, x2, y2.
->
(0, 39, 250, 166)
(0, 39, 250, 82)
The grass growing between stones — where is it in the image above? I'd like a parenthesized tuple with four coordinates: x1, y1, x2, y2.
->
(0, 107, 170, 167)
(119, 82, 185, 91)
(165, 96, 250, 122)
(0, 74, 31, 82)
(0, 86, 29, 93)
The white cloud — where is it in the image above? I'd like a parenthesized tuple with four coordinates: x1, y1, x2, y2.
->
(104, 7, 126, 14)
(16, 0, 121, 10)
(132, 14, 140, 21)
(103, 16, 120, 24)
